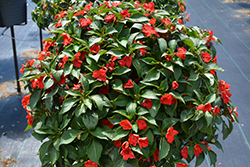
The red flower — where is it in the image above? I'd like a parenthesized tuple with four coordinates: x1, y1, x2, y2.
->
(140, 48, 147, 55)
(149, 18, 156, 25)
(98, 85, 109, 95)
(122, 141, 129, 150)
(73, 52, 83, 68)
(59, 11, 67, 18)
(55, 20, 62, 28)
(153, 148, 159, 162)
(112, 2, 122, 7)
(136, 119, 147, 130)
(165, 54, 172, 61)
(180, 146, 189, 159)
(210, 69, 216, 76)
(73, 10, 86, 16)
(92, 68, 107, 82)
(31, 75, 45, 89)
(129, 134, 139, 146)
(161, 18, 171, 25)
(120, 146, 135, 160)
(178, 19, 184, 24)
(58, 74, 67, 85)
(172, 81, 179, 90)
(106, 62, 115, 72)
(185, 12, 190, 22)
(38, 51, 51, 61)
(204, 103, 212, 112)
(200, 141, 211, 151)
(89, 44, 100, 53)
(194, 144, 203, 157)
(114, 140, 121, 148)
(121, 9, 131, 18)
(118, 56, 132, 68)
(209, 30, 216, 41)
(105, 14, 116, 23)
(58, 55, 68, 69)
(84, 160, 98, 167)
(110, 55, 118, 62)
(26, 112, 34, 125)
(142, 25, 159, 37)
(138, 137, 149, 148)
(177, 162, 188, 167)
(176, 47, 187, 60)
(72, 83, 81, 91)
(85, 2, 93, 11)
(141, 99, 152, 109)
(79, 18, 92, 27)
(102, 119, 114, 129)
(120, 120, 132, 130)
(143, 2, 155, 12)
(60, 33, 72, 46)
(123, 79, 134, 88)
(165, 126, 178, 143)
(196, 104, 205, 112)
(22, 94, 31, 110)
(201, 52, 211, 63)
(160, 93, 176, 105)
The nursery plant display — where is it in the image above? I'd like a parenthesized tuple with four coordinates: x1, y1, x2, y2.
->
(20, 0, 238, 167)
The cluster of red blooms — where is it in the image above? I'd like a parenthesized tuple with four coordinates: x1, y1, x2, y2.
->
(19, 59, 35, 74)
(21, 94, 34, 125)
(84, 159, 98, 167)
(160, 93, 177, 105)
(219, 80, 232, 104)
(196, 103, 222, 115)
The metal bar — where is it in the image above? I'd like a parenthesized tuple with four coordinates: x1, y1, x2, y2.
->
(39, 28, 43, 51)
(10, 26, 21, 93)
(1, 27, 9, 36)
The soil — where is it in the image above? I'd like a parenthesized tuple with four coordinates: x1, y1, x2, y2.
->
(0, 150, 17, 167)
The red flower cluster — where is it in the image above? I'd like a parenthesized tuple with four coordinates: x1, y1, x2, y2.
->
(201, 51, 212, 63)
(79, 18, 92, 27)
(73, 10, 86, 16)
(142, 25, 159, 37)
(200, 141, 211, 151)
(195, 103, 212, 113)
(123, 79, 134, 88)
(55, 20, 62, 28)
(85, 2, 93, 11)
(161, 18, 171, 25)
(136, 119, 147, 130)
(177, 162, 188, 167)
(165, 126, 178, 143)
(89, 44, 101, 53)
(22, 94, 34, 125)
(176, 47, 187, 60)
(194, 144, 203, 157)
(219, 80, 232, 104)
(120, 119, 132, 130)
(120, 141, 135, 160)
(92, 67, 107, 82)
(114, 140, 121, 148)
(128, 134, 149, 148)
(141, 99, 152, 109)
(31, 75, 45, 89)
(213, 106, 220, 115)
(50, 73, 67, 85)
(121, 9, 131, 18)
(58, 55, 68, 69)
(73, 52, 83, 68)
(102, 119, 114, 129)
(60, 33, 72, 46)
(143, 2, 155, 12)
(118, 56, 132, 68)
(105, 14, 116, 23)
(84, 160, 98, 167)
(180, 146, 189, 159)
(20, 59, 35, 74)
(172, 81, 179, 90)
(149, 18, 156, 25)
(160, 93, 177, 105)
(38, 51, 51, 61)
(153, 148, 159, 162)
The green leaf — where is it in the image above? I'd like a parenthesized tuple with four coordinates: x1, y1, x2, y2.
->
(182, 38, 194, 49)
(142, 67, 160, 82)
(141, 89, 159, 100)
(126, 102, 137, 118)
(51, 69, 63, 82)
(90, 127, 108, 140)
(105, 27, 118, 35)
(188, 69, 199, 81)
(49, 145, 59, 165)
(112, 79, 123, 92)
(106, 49, 124, 57)
(192, 110, 204, 121)
(83, 98, 92, 110)
(83, 112, 98, 131)
(180, 110, 194, 122)
(169, 40, 177, 53)
(205, 112, 213, 126)
(44, 77, 54, 89)
(127, 32, 140, 47)
(75, 103, 86, 117)
(149, 100, 161, 117)
(89, 36, 102, 47)
(141, 57, 158, 65)
(159, 137, 170, 161)
(113, 110, 131, 119)
(208, 150, 217, 166)
(206, 63, 224, 72)
(169, 91, 185, 104)
(158, 38, 167, 54)
(53, 129, 82, 150)
(79, 73, 89, 91)
(112, 66, 131, 75)
(64, 64, 73, 76)
(61, 98, 79, 114)
(140, 115, 157, 126)
(28, 89, 42, 110)
(204, 93, 216, 104)
(111, 94, 130, 107)
(160, 78, 169, 92)
(204, 73, 215, 86)
(112, 127, 130, 140)
(174, 65, 182, 80)
(129, 12, 150, 22)
(86, 138, 103, 164)
(90, 94, 104, 111)
(195, 152, 205, 167)
(46, 86, 59, 99)
(161, 61, 174, 72)
(222, 121, 230, 140)
(162, 118, 180, 130)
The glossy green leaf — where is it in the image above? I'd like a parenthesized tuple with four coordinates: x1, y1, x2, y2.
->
(159, 137, 170, 161)
(82, 112, 98, 131)
(86, 138, 103, 164)
(61, 98, 79, 114)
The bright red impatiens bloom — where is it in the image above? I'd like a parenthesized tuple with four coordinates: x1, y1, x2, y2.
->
(121, 9, 131, 18)
(114, 140, 122, 148)
(89, 44, 100, 53)
(213, 106, 220, 115)
(209, 30, 216, 41)
(84, 160, 98, 167)
(120, 120, 132, 130)
(123, 79, 134, 88)
(160, 93, 177, 105)
(180, 146, 189, 159)
(178, 19, 184, 24)
(73, 10, 86, 16)
(59, 11, 67, 18)
(58, 55, 68, 69)
(129, 134, 139, 146)
(153, 148, 159, 162)
(161, 18, 171, 25)
(118, 56, 132, 68)
(200, 141, 211, 151)
(136, 119, 147, 130)
(73, 52, 83, 68)
(138, 137, 149, 148)
(92, 68, 107, 82)
(102, 119, 114, 129)
(98, 85, 109, 95)
(149, 18, 156, 25)
(85, 2, 93, 11)
(194, 144, 203, 157)
(176, 162, 188, 167)
(120, 146, 135, 160)
(58, 74, 67, 85)
(31, 75, 45, 89)
(105, 14, 116, 23)
(143, 2, 155, 12)
(55, 20, 62, 28)
(22, 94, 31, 110)
(26, 112, 34, 125)
(172, 81, 179, 90)
(38, 51, 51, 61)
(79, 18, 92, 27)
(60, 33, 72, 46)
(219, 80, 232, 104)
(176, 47, 187, 60)
(141, 99, 152, 109)
(142, 25, 160, 37)
(201, 51, 212, 63)
(165, 126, 178, 143)
(195, 103, 212, 113)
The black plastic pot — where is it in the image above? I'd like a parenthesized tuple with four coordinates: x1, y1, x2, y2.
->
(0, 0, 27, 27)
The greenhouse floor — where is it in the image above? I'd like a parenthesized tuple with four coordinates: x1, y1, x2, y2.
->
(0, 0, 250, 166)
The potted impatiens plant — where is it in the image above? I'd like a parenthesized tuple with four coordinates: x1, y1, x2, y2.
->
(20, 0, 238, 167)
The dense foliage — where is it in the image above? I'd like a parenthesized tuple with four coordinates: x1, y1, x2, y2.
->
(21, 1, 238, 167)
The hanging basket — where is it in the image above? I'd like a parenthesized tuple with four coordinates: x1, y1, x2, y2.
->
(0, 0, 27, 27)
